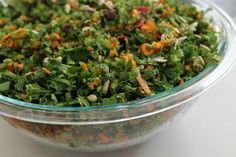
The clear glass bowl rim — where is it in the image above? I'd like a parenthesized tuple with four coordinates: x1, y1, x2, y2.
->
(0, 0, 236, 124)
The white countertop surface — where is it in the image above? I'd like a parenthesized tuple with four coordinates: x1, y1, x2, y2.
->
(1, 1, 236, 157)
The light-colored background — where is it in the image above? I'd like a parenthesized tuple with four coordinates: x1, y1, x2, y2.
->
(1, 1, 236, 157)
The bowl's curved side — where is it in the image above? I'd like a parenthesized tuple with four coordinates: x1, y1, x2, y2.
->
(3, 98, 195, 152)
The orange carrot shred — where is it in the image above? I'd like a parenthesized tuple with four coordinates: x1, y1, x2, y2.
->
(42, 67, 52, 75)
(131, 9, 141, 17)
(0, 18, 5, 25)
(109, 49, 117, 57)
(88, 78, 100, 89)
(16, 54, 25, 59)
(141, 43, 154, 56)
(6, 63, 14, 72)
(16, 63, 24, 71)
(179, 79, 185, 85)
(52, 32, 62, 41)
(161, 9, 170, 18)
(81, 62, 89, 71)
(141, 20, 157, 34)
(109, 39, 118, 49)
(184, 65, 191, 71)
(120, 53, 136, 70)
(98, 133, 111, 144)
(8, 25, 17, 31)
(197, 11, 203, 18)
(152, 41, 165, 51)
(51, 40, 59, 48)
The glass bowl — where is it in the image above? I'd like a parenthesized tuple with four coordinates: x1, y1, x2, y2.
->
(0, 0, 236, 152)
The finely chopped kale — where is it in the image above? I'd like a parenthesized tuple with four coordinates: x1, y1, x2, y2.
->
(0, 0, 220, 106)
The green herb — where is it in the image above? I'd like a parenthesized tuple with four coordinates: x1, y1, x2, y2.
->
(0, 81, 10, 91)
(0, 0, 26, 13)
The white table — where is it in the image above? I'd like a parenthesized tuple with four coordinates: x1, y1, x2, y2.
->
(1, 1, 236, 157)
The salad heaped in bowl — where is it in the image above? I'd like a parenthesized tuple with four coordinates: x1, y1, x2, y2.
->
(0, 0, 235, 152)
(0, 0, 220, 107)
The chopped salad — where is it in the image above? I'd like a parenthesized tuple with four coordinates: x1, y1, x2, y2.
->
(0, 0, 220, 106)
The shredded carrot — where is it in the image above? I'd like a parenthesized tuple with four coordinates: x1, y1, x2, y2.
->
(197, 11, 203, 19)
(120, 53, 136, 70)
(52, 33, 63, 41)
(81, 62, 89, 71)
(131, 9, 141, 17)
(120, 51, 125, 58)
(88, 78, 100, 89)
(92, 13, 98, 22)
(51, 40, 59, 48)
(161, 8, 171, 18)
(125, 24, 134, 31)
(93, 78, 100, 86)
(184, 65, 191, 71)
(164, 21, 172, 27)
(6, 63, 14, 72)
(115, 135, 129, 143)
(16, 63, 24, 71)
(141, 43, 154, 56)
(2, 33, 13, 41)
(0, 18, 5, 25)
(16, 54, 25, 59)
(17, 29, 26, 39)
(136, 74, 152, 95)
(7, 41, 18, 49)
(159, 0, 165, 4)
(98, 133, 111, 144)
(42, 67, 52, 75)
(88, 83, 95, 89)
(141, 20, 157, 34)
(109, 49, 117, 57)
(130, 56, 137, 70)
(2, 28, 27, 44)
(152, 41, 165, 51)
(8, 25, 17, 31)
(109, 39, 118, 49)
(172, 6, 177, 12)
(179, 79, 185, 85)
